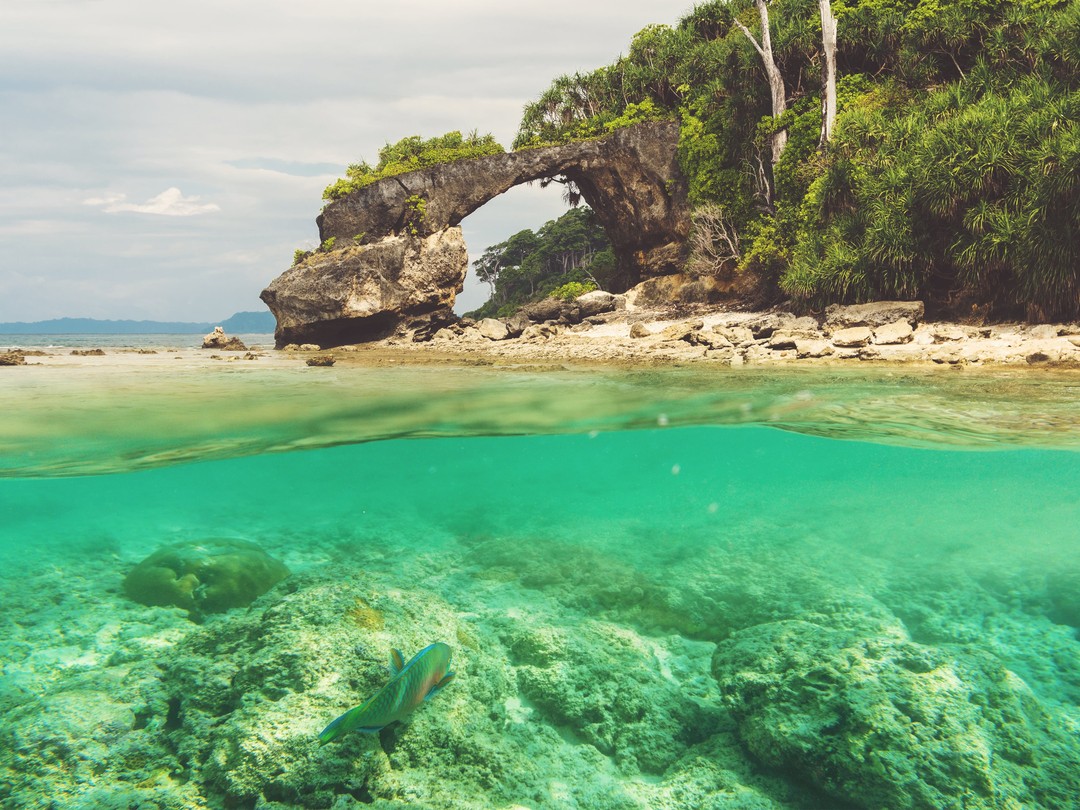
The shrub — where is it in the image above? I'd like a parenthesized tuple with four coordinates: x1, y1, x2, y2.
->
(550, 280, 598, 301)
(323, 131, 504, 201)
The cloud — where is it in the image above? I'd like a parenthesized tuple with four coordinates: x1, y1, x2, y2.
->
(85, 187, 220, 216)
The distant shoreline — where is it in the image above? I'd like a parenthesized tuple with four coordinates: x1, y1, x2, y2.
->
(0, 311, 275, 335)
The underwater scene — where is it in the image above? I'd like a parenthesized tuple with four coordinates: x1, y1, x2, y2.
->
(2, 363, 1079, 810)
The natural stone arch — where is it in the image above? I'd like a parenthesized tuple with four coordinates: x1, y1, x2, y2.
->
(262, 121, 690, 348)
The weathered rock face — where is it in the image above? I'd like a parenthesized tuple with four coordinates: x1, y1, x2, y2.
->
(261, 228, 468, 347)
(262, 121, 689, 347)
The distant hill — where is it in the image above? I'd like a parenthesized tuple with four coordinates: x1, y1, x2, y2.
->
(0, 311, 276, 335)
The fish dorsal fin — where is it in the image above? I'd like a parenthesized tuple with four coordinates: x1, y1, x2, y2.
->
(389, 648, 405, 675)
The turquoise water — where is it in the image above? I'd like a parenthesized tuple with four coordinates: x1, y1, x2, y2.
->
(1, 362, 1079, 809)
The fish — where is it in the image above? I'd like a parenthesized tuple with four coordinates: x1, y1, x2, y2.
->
(318, 642, 455, 744)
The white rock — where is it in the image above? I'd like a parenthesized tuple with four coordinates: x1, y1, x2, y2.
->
(872, 320, 914, 345)
(477, 318, 510, 341)
(795, 339, 833, 359)
(832, 326, 873, 348)
(714, 326, 755, 347)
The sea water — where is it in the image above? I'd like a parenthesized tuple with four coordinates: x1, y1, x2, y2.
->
(1, 358, 1078, 809)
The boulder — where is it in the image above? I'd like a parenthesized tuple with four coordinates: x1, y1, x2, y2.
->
(713, 325, 755, 347)
(872, 319, 914, 345)
(795, 339, 833, 359)
(0, 352, 26, 366)
(305, 355, 335, 367)
(504, 310, 532, 337)
(659, 319, 704, 342)
(521, 297, 571, 323)
(767, 332, 798, 350)
(832, 326, 873, 347)
(476, 318, 510, 341)
(932, 325, 968, 342)
(629, 322, 651, 339)
(689, 331, 734, 350)
(261, 229, 468, 349)
(824, 301, 924, 332)
(743, 312, 795, 340)
(575, 289, 617, 318)
(201, 327, 247, 351)
(521, 323, 559, 341)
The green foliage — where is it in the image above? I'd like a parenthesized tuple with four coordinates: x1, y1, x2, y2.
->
(512, 0, 1080, 318)
(465, 207, 614, 318)
(293, 249, 311, 266)
(323, 131, 504, 201)
(403, 194, 427, 236)
(320, 237, 336, 251)
(550, 280, 599, 300)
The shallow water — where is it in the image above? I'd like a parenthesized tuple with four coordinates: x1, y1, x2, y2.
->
(1, 362, 1079, 809)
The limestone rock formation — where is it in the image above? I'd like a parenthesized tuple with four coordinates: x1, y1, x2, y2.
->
(262, 228, 468, 347)
(261, 121, 689, 348)
(824, 300, 925, 332)
(202, 326, 247, 351)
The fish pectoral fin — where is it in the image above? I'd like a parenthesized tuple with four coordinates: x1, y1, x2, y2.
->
(357, 725, 385, 734)
(389, 648, 405, 675)
(424, 672, 455, 701)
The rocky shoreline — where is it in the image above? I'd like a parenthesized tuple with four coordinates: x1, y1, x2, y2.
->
(4, 296, 1080, 372)
(353, 293, 1080, 370)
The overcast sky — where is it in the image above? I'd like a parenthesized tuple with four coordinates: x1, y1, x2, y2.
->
(0, 0, 694, 322)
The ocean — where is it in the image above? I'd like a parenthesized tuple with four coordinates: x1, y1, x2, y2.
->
(0, 333, 276, 351)
(1, 341, 1078, 809)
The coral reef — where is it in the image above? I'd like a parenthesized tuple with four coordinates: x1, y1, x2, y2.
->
(123, 538, 288, 618)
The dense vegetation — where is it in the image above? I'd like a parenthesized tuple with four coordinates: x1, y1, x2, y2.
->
(465, 207, 615, 319)
(323, 131, 503, 202)
(514, 0, 1080, 320)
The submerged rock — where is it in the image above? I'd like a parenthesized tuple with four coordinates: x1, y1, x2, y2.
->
(712, 600, 1080, 810)
(123, 538, 288, 618)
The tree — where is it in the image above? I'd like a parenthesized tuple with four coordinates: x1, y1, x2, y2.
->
(819, 0, 838, 146)
(735, 0, 788, 168)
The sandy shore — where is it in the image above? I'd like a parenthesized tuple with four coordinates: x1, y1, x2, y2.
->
(4, 302, 1080, 371)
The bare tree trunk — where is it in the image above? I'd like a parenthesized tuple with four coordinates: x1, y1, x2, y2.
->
(735, 0, 788, 168)
(819, 0, 838, 147)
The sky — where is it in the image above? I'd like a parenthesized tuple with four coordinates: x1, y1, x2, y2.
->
(0, 0, 695, 322)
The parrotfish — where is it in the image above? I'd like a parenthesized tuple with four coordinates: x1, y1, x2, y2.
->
(318, 642, 454, 744)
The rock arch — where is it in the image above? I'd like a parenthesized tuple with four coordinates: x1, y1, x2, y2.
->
(261, 121, 690, 348)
